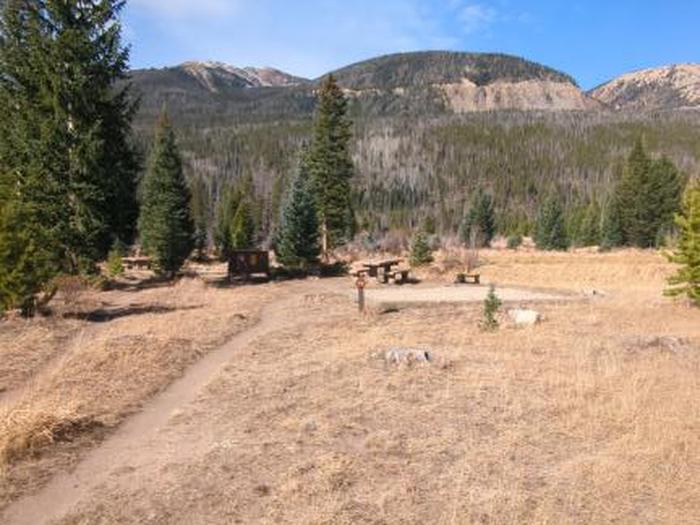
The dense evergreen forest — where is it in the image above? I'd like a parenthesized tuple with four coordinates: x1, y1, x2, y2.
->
(132, 108, 700, 244)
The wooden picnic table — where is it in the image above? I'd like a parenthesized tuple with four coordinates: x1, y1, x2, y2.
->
(362, 259, 404, 283)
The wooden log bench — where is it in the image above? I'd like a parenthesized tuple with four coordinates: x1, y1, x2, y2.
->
(122, 256, 152, 270)
(456, 272, 480, 285)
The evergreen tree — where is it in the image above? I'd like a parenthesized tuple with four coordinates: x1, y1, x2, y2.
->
(648, 156, 683, 246)
(535, 195, 569, 251)
(600, 195, 624, 250)
(0, 201, 60, 315)
(230, 199, 256, 250)
(138, 112, 194, 277)
(482, 284, 502, 332)
(190, 177, 210, 260)
(275, 164, 320, 268)
(614, 139, 683, 248)
(460, 189, 496, 248)
(665, 181, 700, 306)
(616, 138, 652, 247)
(307, 75, 354, 258)
(1, 0, 138, 261)
(410, 231, 434, 266)
(0, 0, 137, 311)
(577, 201, 601, 247)
(214, 187, 241, 260)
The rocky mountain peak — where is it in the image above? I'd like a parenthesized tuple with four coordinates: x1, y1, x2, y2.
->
(589, 64, 700, 110)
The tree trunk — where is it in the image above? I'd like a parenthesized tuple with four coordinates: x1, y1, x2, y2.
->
(321, 220, 329, 262)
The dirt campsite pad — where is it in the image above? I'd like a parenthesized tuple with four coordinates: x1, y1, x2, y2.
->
(360, 283, 576, 310)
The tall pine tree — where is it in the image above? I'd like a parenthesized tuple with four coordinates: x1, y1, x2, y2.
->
(138, 111, 194, 277)
(617, 138, 652, 246)
(307, 75, 354, 259)
(665, 181, 700, 306)
(275, 162, 320, 268)
(648, 156, 683, 246)
(0, 0, 138, 311)
(614, 138, 683, 248)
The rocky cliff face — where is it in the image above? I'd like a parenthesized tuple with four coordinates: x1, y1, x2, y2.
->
(589, 64, 700, 110)
(436, 78, 600, 112)
(330, 51, 598, 112)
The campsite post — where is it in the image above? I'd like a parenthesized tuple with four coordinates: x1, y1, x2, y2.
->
(356, 274, 366, 314)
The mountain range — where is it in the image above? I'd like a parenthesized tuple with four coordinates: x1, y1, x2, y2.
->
(127, 51, 700, 126)
(124, 51, 700, 241)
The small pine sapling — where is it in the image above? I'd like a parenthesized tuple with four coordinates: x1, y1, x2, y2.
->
(482, 284, 502, 331)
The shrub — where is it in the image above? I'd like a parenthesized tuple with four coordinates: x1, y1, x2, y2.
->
(106, 249, 124, 277)
(379, 230, 408, 255)
(52, 275, 88, 309)
(507, 234, 523, 250)
(320, 261, 349, 277)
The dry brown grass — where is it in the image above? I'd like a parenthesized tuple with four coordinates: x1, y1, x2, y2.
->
(0, 269, 282, 511)
(51, 249, 700, 524)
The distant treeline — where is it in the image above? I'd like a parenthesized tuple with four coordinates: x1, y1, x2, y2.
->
(132, 109, 700, 245)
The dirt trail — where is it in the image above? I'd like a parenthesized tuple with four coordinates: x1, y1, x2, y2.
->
(1, 280, 330, 525)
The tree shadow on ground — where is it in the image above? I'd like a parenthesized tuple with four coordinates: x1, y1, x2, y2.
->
(107, 275, 178, 293)
(63, 303, 203, 323)
(208, 275, 272, 289)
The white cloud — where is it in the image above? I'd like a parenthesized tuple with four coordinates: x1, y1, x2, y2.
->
(456, 3, 498, 34)
(125, 0, 521, 77)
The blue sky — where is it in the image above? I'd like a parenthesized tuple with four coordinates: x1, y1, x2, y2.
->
(123, 0, 699, 90)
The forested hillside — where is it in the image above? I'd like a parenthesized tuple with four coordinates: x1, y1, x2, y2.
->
(126, 52, 700, 245)
(135, 110, 699, 244)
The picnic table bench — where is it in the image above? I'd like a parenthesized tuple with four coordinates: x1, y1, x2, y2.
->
(386, 268, 411, 284)
(122, 256, 152, 270)
(362, 259, 411, 284)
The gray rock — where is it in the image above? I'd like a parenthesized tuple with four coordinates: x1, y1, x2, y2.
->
(508, 308, 542, 326)
(385, 348, 433, 365)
